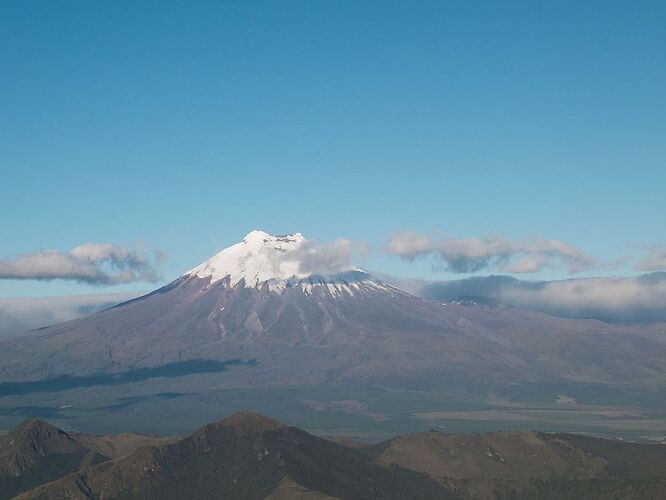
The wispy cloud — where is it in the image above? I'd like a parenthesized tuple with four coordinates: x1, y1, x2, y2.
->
(0, 244, 164, 284)
(635, 248, 666, 272)
(387, 231, 598, 274)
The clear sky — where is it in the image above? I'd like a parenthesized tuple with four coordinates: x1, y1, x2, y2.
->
(1, 0, 665, 297)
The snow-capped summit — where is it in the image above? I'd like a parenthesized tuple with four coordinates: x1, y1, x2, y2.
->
(187, 230, 309, 287)
(186, 230, 376, 294)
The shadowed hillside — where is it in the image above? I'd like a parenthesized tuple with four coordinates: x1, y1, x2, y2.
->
(363, 430, 666, 500)
(0, 419, 170, 498)
(5, 412, 666, 499)
(17, 412, 458, 500)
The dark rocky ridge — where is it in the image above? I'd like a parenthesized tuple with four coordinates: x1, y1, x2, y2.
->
(7, 412, 666, 500)
(17, 411, 457, 500)
(0, 419, 170, 498)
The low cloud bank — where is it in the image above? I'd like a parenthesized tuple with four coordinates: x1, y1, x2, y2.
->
(387, 231, 598, 274)
(0, 292, 143, 336)
(411, 272, 666, 323)
(0, 244, 164, 284)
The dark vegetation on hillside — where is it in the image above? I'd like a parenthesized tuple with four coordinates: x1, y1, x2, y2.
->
(3, 412, 666, 499)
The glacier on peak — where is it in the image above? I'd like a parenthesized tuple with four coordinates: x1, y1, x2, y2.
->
(185, 230, 371, 291)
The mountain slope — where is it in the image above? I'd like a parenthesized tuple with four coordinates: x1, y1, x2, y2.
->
(0, 419, 172, 498)
(17, 411, 459, 500)
(1, 231, 666, 436)
(363, 430, 666, 500)
(12, 413, 666, 500)
(0, 419, 105, 498)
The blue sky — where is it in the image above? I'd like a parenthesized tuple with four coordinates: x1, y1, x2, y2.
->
(1, 0, 665, 297)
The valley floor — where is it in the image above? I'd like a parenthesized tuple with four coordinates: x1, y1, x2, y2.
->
(2, 371, 666, 444)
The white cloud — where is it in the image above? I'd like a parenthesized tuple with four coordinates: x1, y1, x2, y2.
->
(387, 231, 598, 274)
(286, 238, 370, 276)
(0, 244, 164, 284)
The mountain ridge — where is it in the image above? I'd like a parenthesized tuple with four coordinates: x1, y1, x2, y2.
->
(0, 418, 171, 498)
(7, 412, 666, 500)
(16, 411, 457, 500)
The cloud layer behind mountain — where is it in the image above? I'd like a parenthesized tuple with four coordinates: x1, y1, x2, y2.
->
(0, 292, 143, 337)
(408, 272, 666, 324)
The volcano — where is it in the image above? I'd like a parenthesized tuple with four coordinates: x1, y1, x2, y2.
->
(1, 231, 666, 434)
(0, 230, 462, 384)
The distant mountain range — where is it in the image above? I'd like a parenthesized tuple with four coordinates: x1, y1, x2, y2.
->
(0, 231, 665, 436)
(4, 411, 666, 499)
